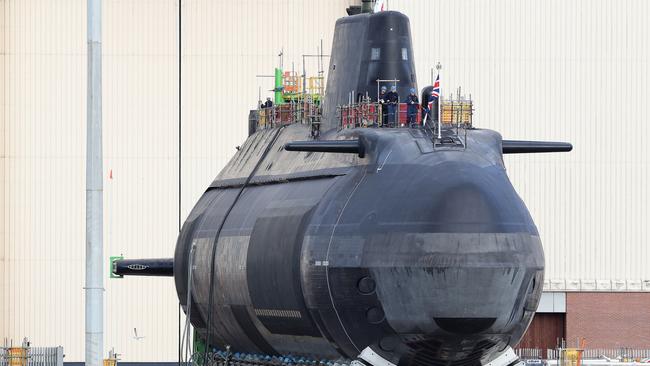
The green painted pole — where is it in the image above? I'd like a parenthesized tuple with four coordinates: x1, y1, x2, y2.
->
(274, 68, 283, 105)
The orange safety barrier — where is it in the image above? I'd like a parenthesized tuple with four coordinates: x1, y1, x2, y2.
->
(7, 348, 28, 366)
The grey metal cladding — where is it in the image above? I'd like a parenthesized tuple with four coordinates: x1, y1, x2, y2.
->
(247, 203, 320, 337)
(326, 266, 399, 352)
(231, 305, 277, 355)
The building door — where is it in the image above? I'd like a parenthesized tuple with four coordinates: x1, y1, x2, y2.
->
(517, 313, 566, 358)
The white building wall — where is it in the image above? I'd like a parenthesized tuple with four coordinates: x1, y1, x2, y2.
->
(2, 0, 88, 358)
(1, 0, 355, 362)
(1, 0, 649, 362)
(391, 0, 650, 292)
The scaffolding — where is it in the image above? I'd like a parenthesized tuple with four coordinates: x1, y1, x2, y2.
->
(440, 89, 473, 128)
(256, 99, 321, 130)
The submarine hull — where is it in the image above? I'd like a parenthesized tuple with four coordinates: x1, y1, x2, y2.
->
(174, 125, 544, 366)
(171, 9, 547, 366)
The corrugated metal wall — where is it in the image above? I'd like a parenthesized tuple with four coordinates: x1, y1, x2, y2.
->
(2, 0, 88, 359)
(1, 0, 649, 362)
(0, 0, 355, 362)
(391, 0, 650, 292)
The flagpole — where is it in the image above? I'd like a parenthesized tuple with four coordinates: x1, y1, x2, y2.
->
(436, 62, 442, 139)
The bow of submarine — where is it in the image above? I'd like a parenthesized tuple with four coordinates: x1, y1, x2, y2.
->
(299, 128, 544, 366)
(172, 126, 544, 366)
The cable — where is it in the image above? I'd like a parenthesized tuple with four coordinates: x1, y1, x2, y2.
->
(177, 0, 183, 364)
(203, 127, 285, 363)
(178, 302, 182, 366)
(180, 244, 196, 363)
(178, 1, 182, 239)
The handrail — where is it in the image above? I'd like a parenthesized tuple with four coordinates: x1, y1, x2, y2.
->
(337, 101, 424, 129)
(256, 99, 322, 131)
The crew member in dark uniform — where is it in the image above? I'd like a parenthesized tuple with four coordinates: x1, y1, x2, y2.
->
(261, 97, 274, 126)
(406, 88, 419, 127)
(378, 86, 388, 126)
(420, 98, 429, 123)
(420, 91, 431, 125)
(385, 85, 399, 127)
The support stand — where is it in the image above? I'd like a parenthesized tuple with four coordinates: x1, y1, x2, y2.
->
(483, 347, 521, 366)
(351, 347, 397, 366)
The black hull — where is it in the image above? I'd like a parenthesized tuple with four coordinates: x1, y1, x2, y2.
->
(174, 124, 544, 366)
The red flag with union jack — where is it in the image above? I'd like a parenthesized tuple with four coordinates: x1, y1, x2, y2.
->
(423, 74, 440, 124)
(427, 74, 440, 111)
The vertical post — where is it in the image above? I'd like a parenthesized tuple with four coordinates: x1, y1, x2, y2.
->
(177, 1, 182, 363)
(178, 0, 182, 232)
(376, 80, 379, 103)
(302, 55, 307, 96)
(394, 78, 398, 127)
(457, 86, 461, 134)
(320, 39, 323, 76)
(85, 0, 103, 366)
(436, 62, 442, 139)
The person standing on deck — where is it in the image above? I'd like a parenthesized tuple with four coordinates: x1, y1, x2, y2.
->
(406, 88, 419, 127)
(378, 86, 388, 126)
(385, 85, 399, 127)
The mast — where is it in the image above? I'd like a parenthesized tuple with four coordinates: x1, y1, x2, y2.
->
(436, 62, 442, 139)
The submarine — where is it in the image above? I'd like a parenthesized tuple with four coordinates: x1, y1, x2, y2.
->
(113, 8, 572, 366)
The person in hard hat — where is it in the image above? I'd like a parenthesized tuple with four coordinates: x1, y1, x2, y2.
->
(378, 86, 388, 126)
(385, 85, 399, 127)
(262, 97, 273, 109)
(406, 88, 419, 127)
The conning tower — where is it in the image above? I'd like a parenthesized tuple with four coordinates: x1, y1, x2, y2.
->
(322, 11, 417, 129)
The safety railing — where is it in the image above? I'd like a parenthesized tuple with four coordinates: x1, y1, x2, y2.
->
(440, 98, 473, 128)
(338, 102, 426, 129)
(516, 348, 544, 359)
(256, 101, 322, 130)
(0, 346, 64, 366)
(550, 348, 650, 361)
(515, 348, 650, 361)
(337, 100, 473, 130)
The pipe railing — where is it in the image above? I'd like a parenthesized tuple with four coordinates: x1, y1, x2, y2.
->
(337, 102, 425, 129)
(256, 100, 322, 130)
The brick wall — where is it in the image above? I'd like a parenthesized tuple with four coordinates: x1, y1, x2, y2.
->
(566, 293, 650, 348)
